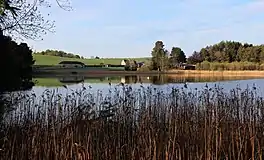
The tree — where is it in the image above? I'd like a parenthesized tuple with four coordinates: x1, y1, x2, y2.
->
(130, 60, 138, 71)
(35, 49, 82, 58)
(0, 0, 72, 124)
(187, 40, 264, 64)
(0, 0, 72, 40)
(187, 51, 203, 64)
(124, 59, 130, 71)
(0, 33, 34, 92)
(151, 40, 169, 71)
(169, 47, 186, 66)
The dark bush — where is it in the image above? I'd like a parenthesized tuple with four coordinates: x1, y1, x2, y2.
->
(0, 31, 34, 92)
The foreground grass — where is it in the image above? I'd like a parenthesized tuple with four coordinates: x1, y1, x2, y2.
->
(33, 55, 150, 65)
(0, 85, 264, 159)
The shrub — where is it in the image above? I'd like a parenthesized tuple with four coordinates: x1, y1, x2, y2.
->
(0, 33, 34, 92)
(195, 61, 263, 71)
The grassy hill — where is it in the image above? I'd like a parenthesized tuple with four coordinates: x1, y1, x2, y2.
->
(33, 55, 150, 65)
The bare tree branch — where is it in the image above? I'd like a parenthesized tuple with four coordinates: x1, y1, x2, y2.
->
(0, 0, 71, 40)
(55, 0, 72, 11)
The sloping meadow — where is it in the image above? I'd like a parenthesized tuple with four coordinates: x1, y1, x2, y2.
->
(0, 84, 264, 160)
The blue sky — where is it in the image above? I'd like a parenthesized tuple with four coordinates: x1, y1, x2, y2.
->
(26, 0, 264, 58)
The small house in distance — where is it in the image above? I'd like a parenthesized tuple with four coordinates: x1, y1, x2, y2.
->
(137, 62, 145, 68)
(171, 62, 195, 70)
(120, 59, 127, 66)
(59, 61, 85, 68)
(180, 63, 195, 70)
(184, 64, 195, 70)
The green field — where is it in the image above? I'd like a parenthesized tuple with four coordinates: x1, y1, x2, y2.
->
(33, 55, 150, 65)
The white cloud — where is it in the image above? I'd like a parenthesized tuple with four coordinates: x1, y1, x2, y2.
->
(244, 0, 264, 12)
(26, 0, 264, 58)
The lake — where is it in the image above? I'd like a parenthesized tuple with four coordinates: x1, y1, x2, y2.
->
(30, 74, 264, 97)
(3, 74, 264, 159)
(5, 74, 264, 121)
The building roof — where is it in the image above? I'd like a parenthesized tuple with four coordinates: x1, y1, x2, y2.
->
(59, 61, 85, 65)
(182, 63, 196, 67)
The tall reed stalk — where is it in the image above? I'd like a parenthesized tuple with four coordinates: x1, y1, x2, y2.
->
(0, 84, 264, 160)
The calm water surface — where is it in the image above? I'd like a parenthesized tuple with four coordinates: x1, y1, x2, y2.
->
(29, 75, 264, 97)
(3, 74, 264, 121)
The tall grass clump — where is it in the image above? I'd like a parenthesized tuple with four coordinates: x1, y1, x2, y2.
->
(195, 61, 264, 70)
(1, 84, 264, 159)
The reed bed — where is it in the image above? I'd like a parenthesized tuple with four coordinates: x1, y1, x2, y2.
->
(0, 84, 264, 160)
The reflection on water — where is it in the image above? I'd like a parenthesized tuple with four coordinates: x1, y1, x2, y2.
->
(59, 76, 85, 84)
(34, 74, 264, 87)
(4, 74, 264, 123)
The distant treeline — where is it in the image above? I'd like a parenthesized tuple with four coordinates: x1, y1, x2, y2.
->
(188, 41, 264, 64)
(185, 41, 264, 70)
(150, 40, 264, 71)
(34, 49, 84, 59)
(36, 41, 264, 71)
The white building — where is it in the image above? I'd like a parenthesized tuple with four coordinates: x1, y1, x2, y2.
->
(121, 59, 127, 66)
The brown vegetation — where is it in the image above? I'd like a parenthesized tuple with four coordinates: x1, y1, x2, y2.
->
(195, 61, 264, 71)
(168, 69, 264, 77)
(0, 85, 264, 159)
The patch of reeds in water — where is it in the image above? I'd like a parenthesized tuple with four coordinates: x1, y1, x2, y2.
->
(0, 84, 264, 160)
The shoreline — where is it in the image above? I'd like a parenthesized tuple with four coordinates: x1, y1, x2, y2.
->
(33, 68, 264, 77)
(168, 70, 264, 77)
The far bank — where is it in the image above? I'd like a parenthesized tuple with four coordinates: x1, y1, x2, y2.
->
(168, 70, 264, 77)
(33, 66, 264, 78)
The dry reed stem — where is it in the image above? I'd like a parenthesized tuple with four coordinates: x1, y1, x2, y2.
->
(0, 85, 263, 159)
